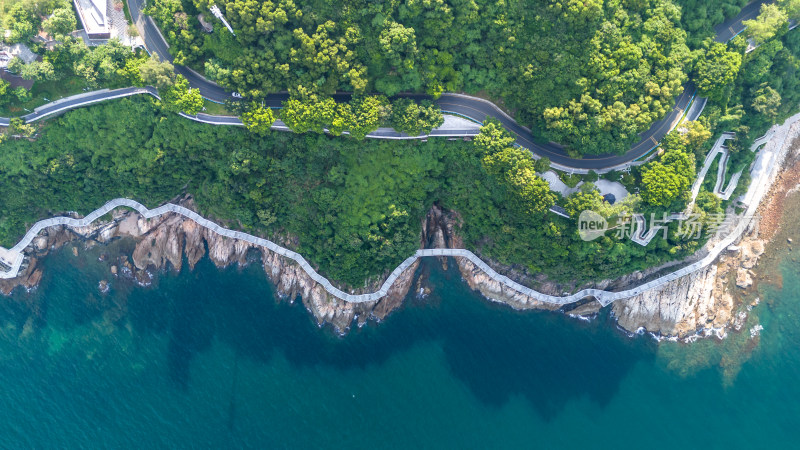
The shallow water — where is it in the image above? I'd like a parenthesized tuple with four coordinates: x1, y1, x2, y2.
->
(1, 237, 799, 448)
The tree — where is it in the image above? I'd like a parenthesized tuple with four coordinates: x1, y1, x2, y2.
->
(43, 7, 77, 38)
(743, 4, 788, 44)
(281, 91, 337, 134)
(347, 96, 388, 139)
(474, 120, 516, 155)
(3, 2, 38, 43)
(161, 75, 203, 115)
(549, 0, 604, 27)
(8, 118, 35, 138)
(379, 21, 418, 70)
(778, 0, 800, 20)
(389, 98, 443, 135)
(683, 121, 712, 155)
(20, 61, 57, 81)
(482, 145, 556, 215)
(139, 55, 176, 90)
(534, 157, 551, 173)
(694, 42, 742, 103)
(118, 55, 148, 85)
(640, 147, 695, 207)
(565, 188, 604, 217)
(0, 79, 9, 107)
(13, 87, 31, 103)
(751, 84, 782, 119)
(240, 103, 275, 135)
(6, 57, 25, 75)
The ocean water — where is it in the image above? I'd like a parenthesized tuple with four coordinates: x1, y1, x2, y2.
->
(1, 238, 799, 448)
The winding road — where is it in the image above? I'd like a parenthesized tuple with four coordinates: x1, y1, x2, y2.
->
(2, 0, 770, 169)
(124, 0, 768, 170)
(0, 103, 794, 304)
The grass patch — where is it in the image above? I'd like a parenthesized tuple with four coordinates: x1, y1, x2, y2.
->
(722, 156, 735, 188)
(701, 152, 721, 193)
(0, 76, 92, 117)
(558, 172, 582, 188)
(118, 0, 133, 24)
(201, 99, 234, 115)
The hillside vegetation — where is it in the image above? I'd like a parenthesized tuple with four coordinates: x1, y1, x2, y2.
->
(149, 0, 701, 155)
(0, 98, 704, 286)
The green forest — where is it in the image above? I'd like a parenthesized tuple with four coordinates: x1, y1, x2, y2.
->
(0, 98, 709, 287)
(147, 0, 712, 155)
(3, 0, 800, 289)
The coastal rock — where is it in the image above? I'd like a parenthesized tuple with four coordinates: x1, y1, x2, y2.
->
(182, 220, 205, 268)
(131, 215, 185, 272)
(740, 240, 765, 270)
(205, 228, 251, 268)
(612, 264, 732, 337)
(260, 248, 418, 332)
(736, 268, 753, 289)
(0, 257, 42, 295)
(455, 257, 560, 312)
(33, 236, 48, 251)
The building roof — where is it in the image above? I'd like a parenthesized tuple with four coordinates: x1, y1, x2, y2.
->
(74, 0, 110, 37)
(0, 43, 38, 68)
(1, 69, 34, 90)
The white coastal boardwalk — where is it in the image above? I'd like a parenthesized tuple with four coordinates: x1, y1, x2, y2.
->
(633, 124, 780, 246)
(2, 113, 798, 307)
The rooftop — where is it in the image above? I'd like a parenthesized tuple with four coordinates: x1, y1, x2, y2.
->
(0, 43, 38, 68)
(74, 0, 110, 39)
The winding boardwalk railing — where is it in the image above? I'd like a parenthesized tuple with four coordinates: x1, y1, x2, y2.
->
(2, 112, 798, 306)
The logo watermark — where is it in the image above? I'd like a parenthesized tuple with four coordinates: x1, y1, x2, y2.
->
(577, 210, 760, 242)
(578, 210, 608, 241)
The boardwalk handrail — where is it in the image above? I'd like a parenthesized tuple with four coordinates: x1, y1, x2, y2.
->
(2, 110, 797, 305)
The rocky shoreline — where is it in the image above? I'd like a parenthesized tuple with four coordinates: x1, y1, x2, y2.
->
(0, 197, 421, 334)
(2, 128, 799, 338)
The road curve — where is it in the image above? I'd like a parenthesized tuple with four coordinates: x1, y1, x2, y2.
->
(126, 0, 768, 171)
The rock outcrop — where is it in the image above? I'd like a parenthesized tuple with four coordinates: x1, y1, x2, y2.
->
(1, 197, 420, 333)
(612, 264, 733, 337)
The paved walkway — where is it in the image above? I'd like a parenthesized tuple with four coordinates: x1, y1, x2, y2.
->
(1, 113, 796, 308)
(540, 171, 629, 200)
(623, 112, 800, 246)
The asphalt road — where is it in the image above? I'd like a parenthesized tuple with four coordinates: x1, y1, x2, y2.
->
(21, 87, 158, 123)
(20, 0, 767, 170)
(714, 0, 768, 42)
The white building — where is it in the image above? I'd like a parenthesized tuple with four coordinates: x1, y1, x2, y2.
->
(74, 0, 111, 40)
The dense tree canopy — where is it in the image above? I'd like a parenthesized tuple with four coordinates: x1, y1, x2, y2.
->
(144, 0, 697, 155)
(1, 98, 702, 286)
(743, 3, 789, 44)
(693, 42, 742, 103)
(42, 6, 77, 39)
(779, 0, 800, 20)
(639, 131, 696, 207)
(139, 55, 177, 90)
(673, 0, 748, 46)
(240, 103, 276, 135)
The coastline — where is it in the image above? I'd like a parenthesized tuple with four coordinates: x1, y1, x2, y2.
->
(2, 115, 800, 336)
(611, 119, 800, 339)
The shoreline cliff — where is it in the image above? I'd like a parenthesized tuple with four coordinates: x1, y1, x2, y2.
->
(2, 129, 798, 338)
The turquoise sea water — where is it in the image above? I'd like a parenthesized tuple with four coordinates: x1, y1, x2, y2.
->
(1, 240, 799, 448)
